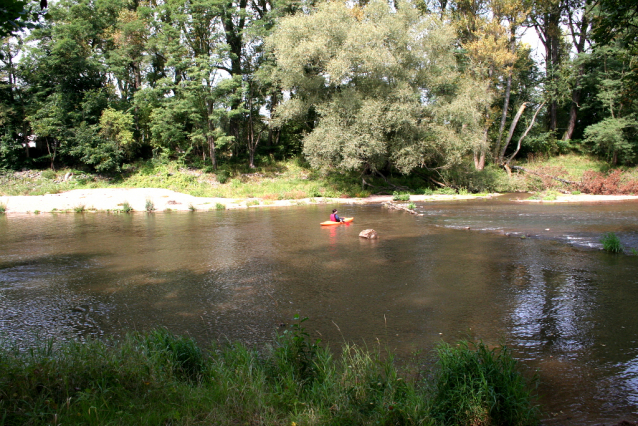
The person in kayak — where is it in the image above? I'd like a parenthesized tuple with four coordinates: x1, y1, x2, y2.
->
(330, 209, 345, 223)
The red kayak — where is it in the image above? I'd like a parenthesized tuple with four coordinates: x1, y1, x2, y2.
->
(320, 217, 354, 226)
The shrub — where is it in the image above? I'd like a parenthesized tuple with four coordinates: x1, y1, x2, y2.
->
(579, 169, 638, 195)
(393, 191, 410, 201)
(74, 205, 85, 213)
(0, 203, 5, 214)
(215, 203, 226, 210)
(431, 341, 539, 426)
(600, 232, 623, 253)
(188, 204, 196, 211)
(121, 201, 133, 213)
(216, 170, 230, 184)
(41, 169, 56, 180)
(146, 199, 155, 212)
(408, 202, 416, 209)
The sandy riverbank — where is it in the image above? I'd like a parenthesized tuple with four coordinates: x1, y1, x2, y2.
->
(1, 188, 637, 214)
(0, 188, 497, 213)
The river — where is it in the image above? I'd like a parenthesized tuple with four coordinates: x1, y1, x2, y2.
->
(1, 197, 637, 424)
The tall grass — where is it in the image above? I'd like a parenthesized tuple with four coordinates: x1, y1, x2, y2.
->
(431, 341, 539, 426)
(600, 232, 623, 253)
(0, 321, 540, 426)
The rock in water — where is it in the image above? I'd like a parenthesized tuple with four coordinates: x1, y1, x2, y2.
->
(359, 229, 378, 239)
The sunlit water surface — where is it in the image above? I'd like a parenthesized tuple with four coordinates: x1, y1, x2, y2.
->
(1, 197, 638, 425)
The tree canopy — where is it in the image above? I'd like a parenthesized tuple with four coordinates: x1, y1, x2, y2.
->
(1, 0, 637, 176)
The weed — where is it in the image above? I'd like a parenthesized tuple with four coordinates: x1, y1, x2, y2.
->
(215, 203, 226, 210)
(216, 170, 230, 184)
(74, 205, 85, 213)
(0, 203, 5, 214)
(600, 232, 623, 253)
(34, 210, 40, 214)
(431, 341, 539, 426)
(571, 190, 581, 195)
(630, 248, 638, 256)
(164, 208, 173, 212)
(435, 187, 457, 195)
(121, 201, 133, 213)
(41, 169, 56, 180)
(246, 200, 260, 207)
(51, 208, 58, 212)
(145, 199, 155, 212)
(188, 204, 196, 211)
(408, 202, 416, 209)
(393, 191, 410, 201)
(0, 321, 539, 426)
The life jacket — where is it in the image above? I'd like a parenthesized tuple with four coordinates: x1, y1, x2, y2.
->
(330, 213, 337, 222)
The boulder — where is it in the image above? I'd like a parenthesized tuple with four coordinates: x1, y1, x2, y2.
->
(359, 229, 378, 239)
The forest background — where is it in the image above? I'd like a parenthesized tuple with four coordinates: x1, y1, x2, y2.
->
(1, 0, 637, 196)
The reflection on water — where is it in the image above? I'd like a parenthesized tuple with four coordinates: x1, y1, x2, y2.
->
(1, 198, 638, 424)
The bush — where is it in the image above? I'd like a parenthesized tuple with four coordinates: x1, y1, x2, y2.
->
(580, 169, 638, 195)
(146, 199, 156, 212)
(600, 232, 623, 253)
(393, 191, 410, 201)
(121, 201, 133, 213)
(0, 203, 5, 213)
(216, 170, 230, 184)
(431, 341, 539, 426)
(41, 169, 56, 180)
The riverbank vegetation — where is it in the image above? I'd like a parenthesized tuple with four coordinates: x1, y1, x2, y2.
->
(0, 320, 539, 426)
(1, 0, 637, 197)
(2, 154, 638, 199)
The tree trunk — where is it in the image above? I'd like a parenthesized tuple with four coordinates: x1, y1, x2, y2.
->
(499, 103, 528, 163)
(505, 102, 545, 166)
(563, 86, 581, 141)
(493, 30, 516, 160)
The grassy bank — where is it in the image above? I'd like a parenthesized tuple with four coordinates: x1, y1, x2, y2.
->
(2, 154, 635, 199)
(0, 319, 539, 426)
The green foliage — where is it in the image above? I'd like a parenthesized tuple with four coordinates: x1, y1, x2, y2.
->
(0, 203, 5, 213)
(73, 204, 85, 213)
(431, 341, 539, 426)
(584, 117, 638, 165)
(0, 327, 540, 426)
(144, 329, 204, 382)
(121, 201, 133, 213)
(216, 170, 230, 184)
(393, 192, 411, 201)
(600, 232, 623, 253)
(215, 203, 226, 210)
(270, 0, 490, 175)
(407, 202, 416, 209)
(41, 169, 56, 180)
(145, 199, 155, 212)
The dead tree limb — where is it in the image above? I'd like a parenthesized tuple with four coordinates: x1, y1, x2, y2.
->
(504, 102, 546, 171)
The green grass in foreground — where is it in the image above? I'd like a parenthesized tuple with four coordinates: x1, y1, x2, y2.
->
(0, 318, 539, 426)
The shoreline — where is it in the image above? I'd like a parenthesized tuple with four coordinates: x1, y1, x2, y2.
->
(1, 188, 638, 214)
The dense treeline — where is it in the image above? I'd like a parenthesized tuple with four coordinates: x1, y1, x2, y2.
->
(0, 0, 637, 180)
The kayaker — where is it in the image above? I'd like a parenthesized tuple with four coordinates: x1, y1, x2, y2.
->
(330, 209, 345, 223)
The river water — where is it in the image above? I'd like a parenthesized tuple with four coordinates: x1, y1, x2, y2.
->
(1, 197, 638, 424)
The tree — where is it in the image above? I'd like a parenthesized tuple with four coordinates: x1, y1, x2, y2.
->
(269, 0, 490, 176)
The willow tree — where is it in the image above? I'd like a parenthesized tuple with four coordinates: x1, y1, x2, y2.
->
(268, 0, 490, 176)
